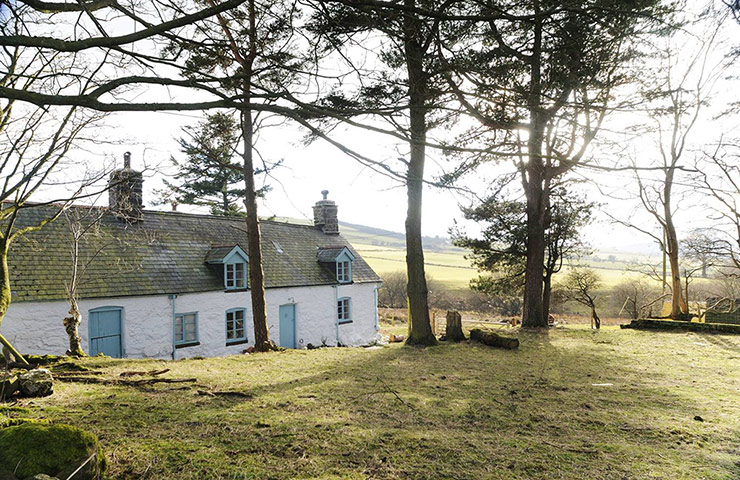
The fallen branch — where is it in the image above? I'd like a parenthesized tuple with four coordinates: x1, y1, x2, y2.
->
(56, 376, 197, 386)
(64, 452, 97, 480)
(376, 376, 413, 410)
(52, 371, 104, 377)
(197, 389, 253, 399)
(470, 329, 520, 349)
(119, 368, 170, 377)
(4, 362, 34, 370)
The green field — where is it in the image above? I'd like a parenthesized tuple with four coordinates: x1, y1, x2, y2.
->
(351, 243, 478, 289)
(337, 222, 668, 291)
(5, 326, 738, 479)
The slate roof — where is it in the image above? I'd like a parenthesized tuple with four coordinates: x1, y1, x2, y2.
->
(316, 246, 354, 263)
(204, 245, 243, 264)
(7, 205, 381, 302)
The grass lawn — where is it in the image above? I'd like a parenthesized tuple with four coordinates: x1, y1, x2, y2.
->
(3, 326, 739, 479)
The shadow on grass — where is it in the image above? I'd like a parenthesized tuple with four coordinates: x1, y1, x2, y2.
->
(16, 327, 740, 480)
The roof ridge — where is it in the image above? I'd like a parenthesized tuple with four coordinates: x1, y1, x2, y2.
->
(141, 209, 320, 229)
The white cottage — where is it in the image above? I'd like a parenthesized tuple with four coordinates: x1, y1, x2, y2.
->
(1, 159, 382, 359)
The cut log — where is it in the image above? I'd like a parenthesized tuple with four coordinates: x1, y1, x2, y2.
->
(389, 334, 405, 343)
(470, 329, 519, 350)
(441, 310, 466, 342)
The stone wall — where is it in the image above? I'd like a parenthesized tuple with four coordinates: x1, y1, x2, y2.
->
(705, 298, 740, 325)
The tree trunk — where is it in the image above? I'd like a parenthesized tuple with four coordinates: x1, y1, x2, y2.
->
(442, 310, 465, 342)
(0, 239, 27, 364)
(236, 0, 275, 353)
(402, 0, 436, 346)
(522, 173, 547, 328)
(521, 4, 548, 329)
(542, 272, 553, 325)
(664, 167, 688, 319)
(64, 298, 85, 357)
(590, 305, 601, 330)
(242, 109, 274, 352)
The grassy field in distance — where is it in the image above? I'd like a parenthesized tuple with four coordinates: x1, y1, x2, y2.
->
(268, 219, 666, 291)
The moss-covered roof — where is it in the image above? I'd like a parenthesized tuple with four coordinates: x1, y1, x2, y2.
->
(8, 205, 381, 302)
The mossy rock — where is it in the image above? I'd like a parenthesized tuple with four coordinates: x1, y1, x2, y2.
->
(24, 355, 64, 366)
(0, 424, 106, 479)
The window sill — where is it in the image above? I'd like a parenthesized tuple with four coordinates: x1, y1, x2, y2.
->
(337, 281, 354, 285)
(224, 288, 249, 293)
(338, 320, 353, 325)
(175, 341, 200, 349)
(226, 339, 249, 346)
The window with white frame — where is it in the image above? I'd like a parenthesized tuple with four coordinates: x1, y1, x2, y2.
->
(337, 297, 351, 324)
(336, 260, 351, 283)
(225, 261, 247, 289)
(226, 308, 248, 344)
(175, 313, 198, 347)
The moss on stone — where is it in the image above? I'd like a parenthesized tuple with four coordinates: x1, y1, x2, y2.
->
(0, 417, 51, 428)
(24, 355, 64, 366)
(0, 423, 106, 479)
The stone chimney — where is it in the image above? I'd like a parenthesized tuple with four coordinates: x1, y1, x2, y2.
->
(313, 190, 339, 235)
(108, 151, 144, 222)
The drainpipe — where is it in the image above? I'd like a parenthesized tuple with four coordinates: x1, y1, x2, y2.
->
(373, 282, 382, 331)
(333, 285, 339, 346)
(168, 294, 178, 360)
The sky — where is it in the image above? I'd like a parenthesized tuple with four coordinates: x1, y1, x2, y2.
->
(21, 2, 740, 258)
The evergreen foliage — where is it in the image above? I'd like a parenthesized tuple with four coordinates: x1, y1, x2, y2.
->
(165, 113, 246, 217)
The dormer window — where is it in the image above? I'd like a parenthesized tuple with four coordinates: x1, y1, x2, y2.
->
(337, 260, 350, 283)
(225, 262, 246, 289)
(205, 245, 249, 290)
(317, 246, 355, 284)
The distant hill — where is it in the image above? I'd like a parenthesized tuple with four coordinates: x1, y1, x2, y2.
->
(339, 221, 458, 251)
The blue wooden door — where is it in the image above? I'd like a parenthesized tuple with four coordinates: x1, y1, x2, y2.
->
(89, 308, 122, 358)
(279, 304, 296, 349)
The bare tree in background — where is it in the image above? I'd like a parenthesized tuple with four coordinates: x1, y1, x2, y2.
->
(613, 9, 732, 319)
(557, 268, 603, 329)
(378, 271, 408, 309)
(698, 143, 740, 270)
(612, 279, 663, 320)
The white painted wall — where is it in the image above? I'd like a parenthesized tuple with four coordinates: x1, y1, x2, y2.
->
(0, 282, 381, 359)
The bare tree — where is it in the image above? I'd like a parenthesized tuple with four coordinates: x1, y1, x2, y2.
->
(60, 205, 112, 357)
(557, 268, 603, 329)
(612, 9, 732, 319)
(0, 4, 113, 362)
(611, 278, 663, 320)
(378, 271, 408, 309)
(697, 143, 740, 270)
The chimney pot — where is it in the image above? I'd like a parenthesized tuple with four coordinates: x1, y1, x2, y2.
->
(109, 155, 143, 223)
(313, 190, 339, 235)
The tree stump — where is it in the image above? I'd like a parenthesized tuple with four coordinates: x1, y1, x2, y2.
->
(441, 310, 466, 342)
(470, 328, 519, 349)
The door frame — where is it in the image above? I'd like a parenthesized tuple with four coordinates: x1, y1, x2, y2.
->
(278, 303, 296, 349)
(88, 306, 125, 357)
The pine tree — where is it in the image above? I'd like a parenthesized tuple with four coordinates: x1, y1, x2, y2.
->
(165, 113, 246, 217)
